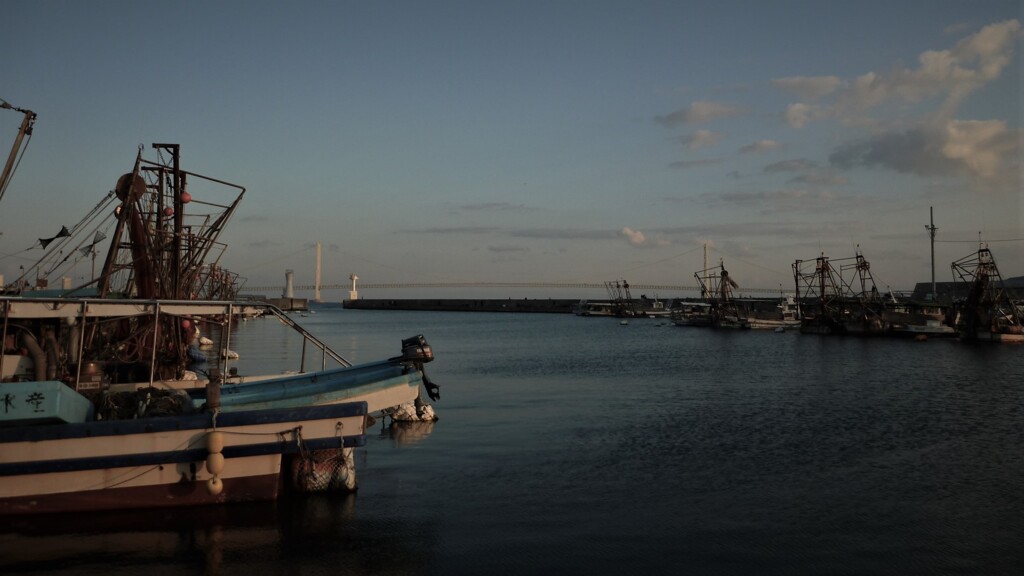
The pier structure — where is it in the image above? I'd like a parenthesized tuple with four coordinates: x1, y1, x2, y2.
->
(284, 269, 295, 298)
(268, 269, 308, 311)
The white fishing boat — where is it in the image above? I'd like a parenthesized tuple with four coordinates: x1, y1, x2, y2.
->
(0, 137, 441, 515)
(746, 296, 802, 331)
(670, 302, 714, 327)
(0, 384, 368, 515)
(572, 299, 616, 316)
(0, 296, 440, 515)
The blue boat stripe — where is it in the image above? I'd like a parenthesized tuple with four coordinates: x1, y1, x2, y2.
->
(0, 402, 367, 444)
(0, 434, 366, 476)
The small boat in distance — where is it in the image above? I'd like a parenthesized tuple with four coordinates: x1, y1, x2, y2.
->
(746, 296, 802, 331)
(670, 302, 713, 327)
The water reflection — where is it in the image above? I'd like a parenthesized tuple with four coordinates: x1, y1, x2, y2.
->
(381, 421, 437, 447)
(1, 492, 433, 576)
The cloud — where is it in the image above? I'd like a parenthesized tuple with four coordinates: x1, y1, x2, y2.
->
(764, 158, 817, 173)
(670, 158, 723, 169)
(716, 188, 837, 205)
(620, 227, 646, 246)
(509, 229, 619, 240)
(788, 170, 849, 186)
(772, 76, 842, 100)
(457, 202, 535, 212)
(761, 158, 848, 188)
(782, 102, 830, 128)
(694, 187, 851, 217)
(781, 19, 1021, 127)
(619, 227, 671, 248)
(416, 226, 497, 234)
(682, 129, 721, 151)
(944, 22, 974, 36)
(850, 20, 1019, 114)
(655, 220, 858, 240)
(655, 100, 745, 127)
(941, 120, 1015, 179)
(487, 245, 528, 253)
(739, 139, 782, 154)
(829, 119, 1020, 186)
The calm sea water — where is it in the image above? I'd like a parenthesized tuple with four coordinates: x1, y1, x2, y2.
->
(3, 306, 1022, 575)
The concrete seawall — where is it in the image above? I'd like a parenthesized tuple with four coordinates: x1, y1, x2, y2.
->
(343, 298, 579, 313)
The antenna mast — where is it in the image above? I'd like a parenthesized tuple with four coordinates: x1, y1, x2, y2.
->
(925, 207, 937, 300)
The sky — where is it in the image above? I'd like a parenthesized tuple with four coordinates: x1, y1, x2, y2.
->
(1, 1, 1021, 300)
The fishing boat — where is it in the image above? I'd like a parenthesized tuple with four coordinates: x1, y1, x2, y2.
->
(0, 385, 368, 515)
(950, 245, 1023, 343)
(637, 295, 671, 318)
(792, 250, 888, 335)
(572, 299, 616, 316)
(670, 302, 714, 327)
(745, 296, 802, 331)
(882, 300, 956, 339)
(1, 135, 442, 514)
(693, 262, 750, 329)
(0, 300, 440, 517)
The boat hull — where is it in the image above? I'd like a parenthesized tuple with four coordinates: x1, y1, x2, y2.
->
(0, 401, 367, 515)
(187, 360, 424, 413)
(0, 457, 281, 515)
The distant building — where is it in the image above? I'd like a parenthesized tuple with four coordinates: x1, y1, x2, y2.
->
(910, 277, 1024, 303)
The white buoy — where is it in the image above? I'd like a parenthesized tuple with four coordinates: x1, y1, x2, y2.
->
(207, 431, 224, 453)
(206, 452, 225, 475)
(207, 476, 223, 496)
(206, 430, 225, 493)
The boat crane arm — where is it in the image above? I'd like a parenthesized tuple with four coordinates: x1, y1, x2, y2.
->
(0, 99, 37, 205)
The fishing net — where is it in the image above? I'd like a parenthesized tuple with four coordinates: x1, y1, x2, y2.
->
(93, 387, 192, 420)
(290, 448, 356, 492)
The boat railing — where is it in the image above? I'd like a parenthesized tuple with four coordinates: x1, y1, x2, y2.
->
(261, 305, 352, 370)
(0, 297, 353, 390)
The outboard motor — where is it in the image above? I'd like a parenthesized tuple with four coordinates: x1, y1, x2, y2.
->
(393, 335, 440, 401)
(400, 334, 434, 363)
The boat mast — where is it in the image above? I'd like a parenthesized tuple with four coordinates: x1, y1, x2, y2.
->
(703, 243, 709, 299)
(925, 207, 937, 300)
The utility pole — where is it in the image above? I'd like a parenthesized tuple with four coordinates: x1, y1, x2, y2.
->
(925, 207, 937, 300)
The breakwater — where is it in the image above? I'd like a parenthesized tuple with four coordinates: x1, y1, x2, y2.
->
(343, 298, 579, 313)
